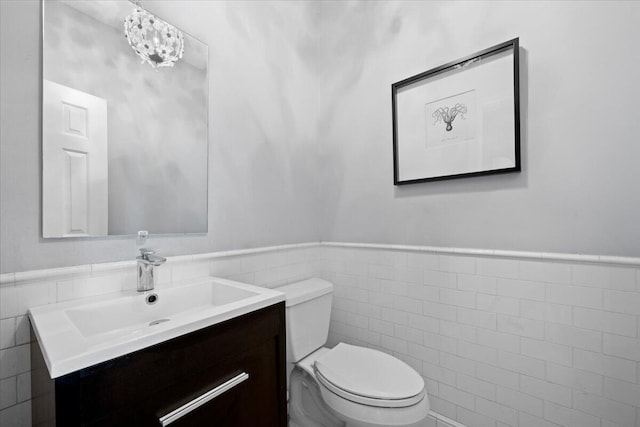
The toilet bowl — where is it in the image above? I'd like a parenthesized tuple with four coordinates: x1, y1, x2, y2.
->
(277, 278, 429, 427)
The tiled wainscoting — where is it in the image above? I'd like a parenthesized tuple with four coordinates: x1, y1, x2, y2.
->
(0, 243, 319, 426)
(2, 242, 640, 427)
(320, 244, 640, 427)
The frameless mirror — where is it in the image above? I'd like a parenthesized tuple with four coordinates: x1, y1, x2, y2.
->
(42, 0, 208, 238)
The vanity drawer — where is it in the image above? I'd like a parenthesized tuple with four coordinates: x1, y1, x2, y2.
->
(33, 302, 286, 427)
(87, 338, 279, 426)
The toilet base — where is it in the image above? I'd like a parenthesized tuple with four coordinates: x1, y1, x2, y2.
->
(289, 368, 343, 427)
(288, 358, 429, 427)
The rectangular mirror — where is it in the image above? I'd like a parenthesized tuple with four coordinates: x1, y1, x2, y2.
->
(42, 0, 208, 238)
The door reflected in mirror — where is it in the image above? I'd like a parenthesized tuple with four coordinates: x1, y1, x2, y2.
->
(42, 0, 208, 238)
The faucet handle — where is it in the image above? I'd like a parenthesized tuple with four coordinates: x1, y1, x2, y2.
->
(139, 248, 155, 260)
(138, 248, 166, 265)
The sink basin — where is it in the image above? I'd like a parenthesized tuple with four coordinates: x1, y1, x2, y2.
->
(29, 277, 284, 378)
(66, 281, 259, 337)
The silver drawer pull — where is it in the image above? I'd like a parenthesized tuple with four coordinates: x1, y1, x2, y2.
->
(159, 372, 249, 426)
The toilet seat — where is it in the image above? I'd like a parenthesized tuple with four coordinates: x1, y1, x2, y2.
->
(313, 343, 425, 408)
(315, 370, 425, 408)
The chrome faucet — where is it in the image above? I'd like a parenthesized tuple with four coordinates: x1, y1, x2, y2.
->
(136, 248, 167, 292)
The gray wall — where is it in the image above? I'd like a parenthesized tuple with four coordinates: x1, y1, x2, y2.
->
(318, 1, 640, 257)
(0, 0, 321, 272)
(2, 1, 640, 274)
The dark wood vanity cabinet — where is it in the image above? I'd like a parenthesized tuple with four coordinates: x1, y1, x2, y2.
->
(32, 303, 287, 427)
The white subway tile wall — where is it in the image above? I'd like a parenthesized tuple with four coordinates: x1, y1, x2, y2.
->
(321, 246, 640, 427)
(2, 243, 639, 427)
(0, 244, 319, 426)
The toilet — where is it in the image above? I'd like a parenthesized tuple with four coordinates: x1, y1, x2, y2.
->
(277, 278, 430, 427)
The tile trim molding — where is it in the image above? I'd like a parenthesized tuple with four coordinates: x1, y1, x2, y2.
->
(0, 242, 320, 287)
(321, 242, 640, 266)
(2, 240, 639, 287)
(429, 411, 467, 427)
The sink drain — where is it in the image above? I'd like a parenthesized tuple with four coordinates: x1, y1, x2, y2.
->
(146, 293, 159, 305)
(149, 319, 170, 326)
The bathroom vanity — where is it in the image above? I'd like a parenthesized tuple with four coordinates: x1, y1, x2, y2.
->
(30, 278, 287, 426)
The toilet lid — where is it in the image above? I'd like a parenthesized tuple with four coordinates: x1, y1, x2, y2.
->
(314, 343, 424, 404)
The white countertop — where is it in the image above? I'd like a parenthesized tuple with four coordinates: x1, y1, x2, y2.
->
(29, 277, 285, 378)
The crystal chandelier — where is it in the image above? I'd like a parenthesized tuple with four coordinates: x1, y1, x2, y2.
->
(123, 1, 184, 69)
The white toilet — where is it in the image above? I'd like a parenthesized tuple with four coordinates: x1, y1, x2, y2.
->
(277, 278, 430, 427)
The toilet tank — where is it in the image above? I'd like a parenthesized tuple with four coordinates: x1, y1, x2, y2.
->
(276, 278, 333, 363)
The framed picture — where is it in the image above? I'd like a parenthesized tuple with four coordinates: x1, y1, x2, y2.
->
(392, 38, 520, 185)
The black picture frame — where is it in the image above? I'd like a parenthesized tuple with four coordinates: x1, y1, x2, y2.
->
(392, 38, 520, 185)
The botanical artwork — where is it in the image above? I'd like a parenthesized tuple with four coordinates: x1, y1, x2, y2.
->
(392, 38, 519, 184)
(432, 104, 467, 131)
(424, 90, 476, 148)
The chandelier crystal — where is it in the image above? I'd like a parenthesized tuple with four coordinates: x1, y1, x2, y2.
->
(123, 3, 184, 69)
